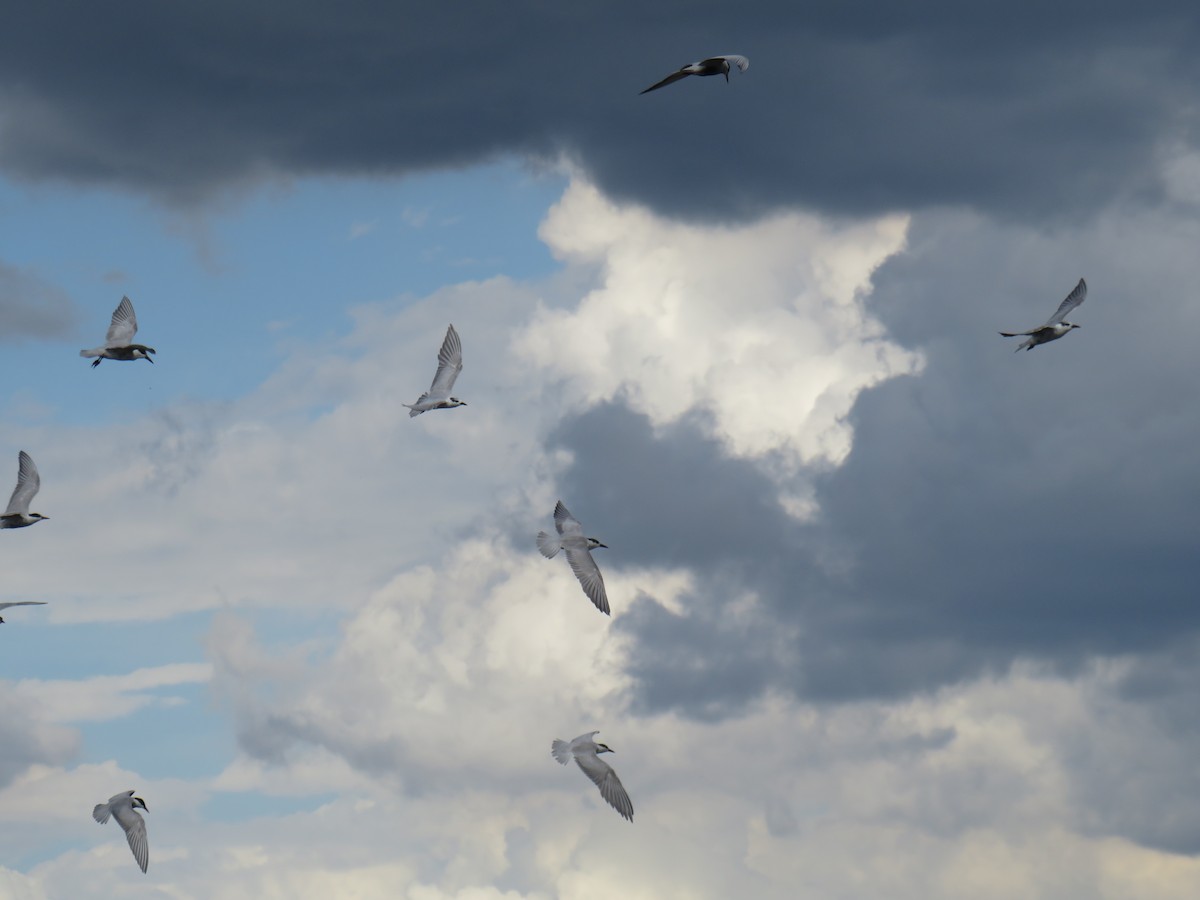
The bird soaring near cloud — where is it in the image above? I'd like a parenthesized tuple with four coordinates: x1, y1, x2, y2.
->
(80, 296, 156, 367)
(640, 55, 749, 94)
(537, 501, 610, 615)
(1000, 278, 1087, 351)
(404, 324, 466, 416)
(552, 731, 634, 821)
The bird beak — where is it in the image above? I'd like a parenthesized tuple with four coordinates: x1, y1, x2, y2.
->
(597, 542, 608, 549)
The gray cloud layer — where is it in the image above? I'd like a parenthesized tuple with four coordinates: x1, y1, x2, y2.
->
(2, 2, 1197, 218)
(544, 205, 1200, 720)
(0, 263, 77, 341)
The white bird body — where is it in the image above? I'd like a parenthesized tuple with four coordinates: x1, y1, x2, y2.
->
(0, 451, 48, 529)
(93, 790, 149, 873)
(80, 296, 156, 367)
(640, 54, 750, 94)
(537, 500, 610, 615)
(1000, 278, 1087, 351)
(404, 324, 466, 416)
(0, 601, 47, 623)
(552, 731, 634, 822)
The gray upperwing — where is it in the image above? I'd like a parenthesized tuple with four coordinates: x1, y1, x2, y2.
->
(114, 806, 149, 873)
(428, 325, 463, 395)
(106, 296, 139, 347)
(575, 752, 633, 821)
(5, 451, 40, 515)
(553, 500, 583, 537)
(565, 545, 609, 615)
(1046, 278, 1087, 325)
(640, 69, 691, 94)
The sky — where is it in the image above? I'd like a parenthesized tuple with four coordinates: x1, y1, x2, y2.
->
(2, 2, 1200, 897)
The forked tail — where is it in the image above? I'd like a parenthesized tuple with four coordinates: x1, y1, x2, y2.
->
(536, 531, 561, 559)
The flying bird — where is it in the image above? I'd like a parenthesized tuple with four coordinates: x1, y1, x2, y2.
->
(1, 451, 48, 529)
(1000, 278, 1087, 351)
(639, 54, 750, 94)
(93, 790, 150, 873)
(80, 296, 156, 368)
(537, 501, 610, 615)
(552, 731, 634, 822)
(0, 601, 47, 623)
(404, 324, 466, 416)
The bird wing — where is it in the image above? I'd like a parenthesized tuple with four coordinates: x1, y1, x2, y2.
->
(428, 325, 463, 395)
(565, 545, 610, 615)
(553, 500, 583, 537)
(707, 54, 749, 72)
(1045, 278, 1087, 325)
(114, 805, 149, 873)
(5, 451, 40, 515)
(105, 296, 139, 347)
(0, 602, 47, 611)
(639, 69, 692, 94)
(574, 750, 634, 821)
(569, 730, 601, 749)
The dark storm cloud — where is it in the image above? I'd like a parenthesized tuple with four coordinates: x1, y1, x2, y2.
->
(546, 206, 1200, 719)
(1, 2, 1197, 218)
(0, 263, 77, 340)
(1065, 637, 1200, 854)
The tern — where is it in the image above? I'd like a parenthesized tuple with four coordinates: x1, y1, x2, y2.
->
(80, 296, 156, 367)
(0, 601, 47, 623)
(403, 324, 466, 416)
(93, 790, 150, 873)
(552, 731, 633, 822)
(1000, 278, 1087, 351)
(537, 501, 610, 615)
(640, 54, 749, 94)
(0, 451, 48, 529)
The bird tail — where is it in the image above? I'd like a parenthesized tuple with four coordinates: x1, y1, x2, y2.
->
(536, 531, 560, 559)
(402, 404, 423, 418)
(93, 803, 111, 824)
(551, 739, 572, 765)
(79, 348, 103, 359)
(998, 332, 1035, 352)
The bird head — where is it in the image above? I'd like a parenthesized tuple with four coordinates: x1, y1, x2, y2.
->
(30, 513, 48, 522)
(588, 538, 608, 551)
(450, 397, 467, 407)
(132, 797, 149, 812)
(597, 743, 614, 754)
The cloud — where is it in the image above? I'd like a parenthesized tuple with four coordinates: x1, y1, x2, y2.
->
(517, 180, 920, 467)
(1, 3, 1197, 219)
(0, 262, 78, 341)
(0, 170, 1195, 897)
(10, 663, 212, 724)
(0, 694, 78, 790)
